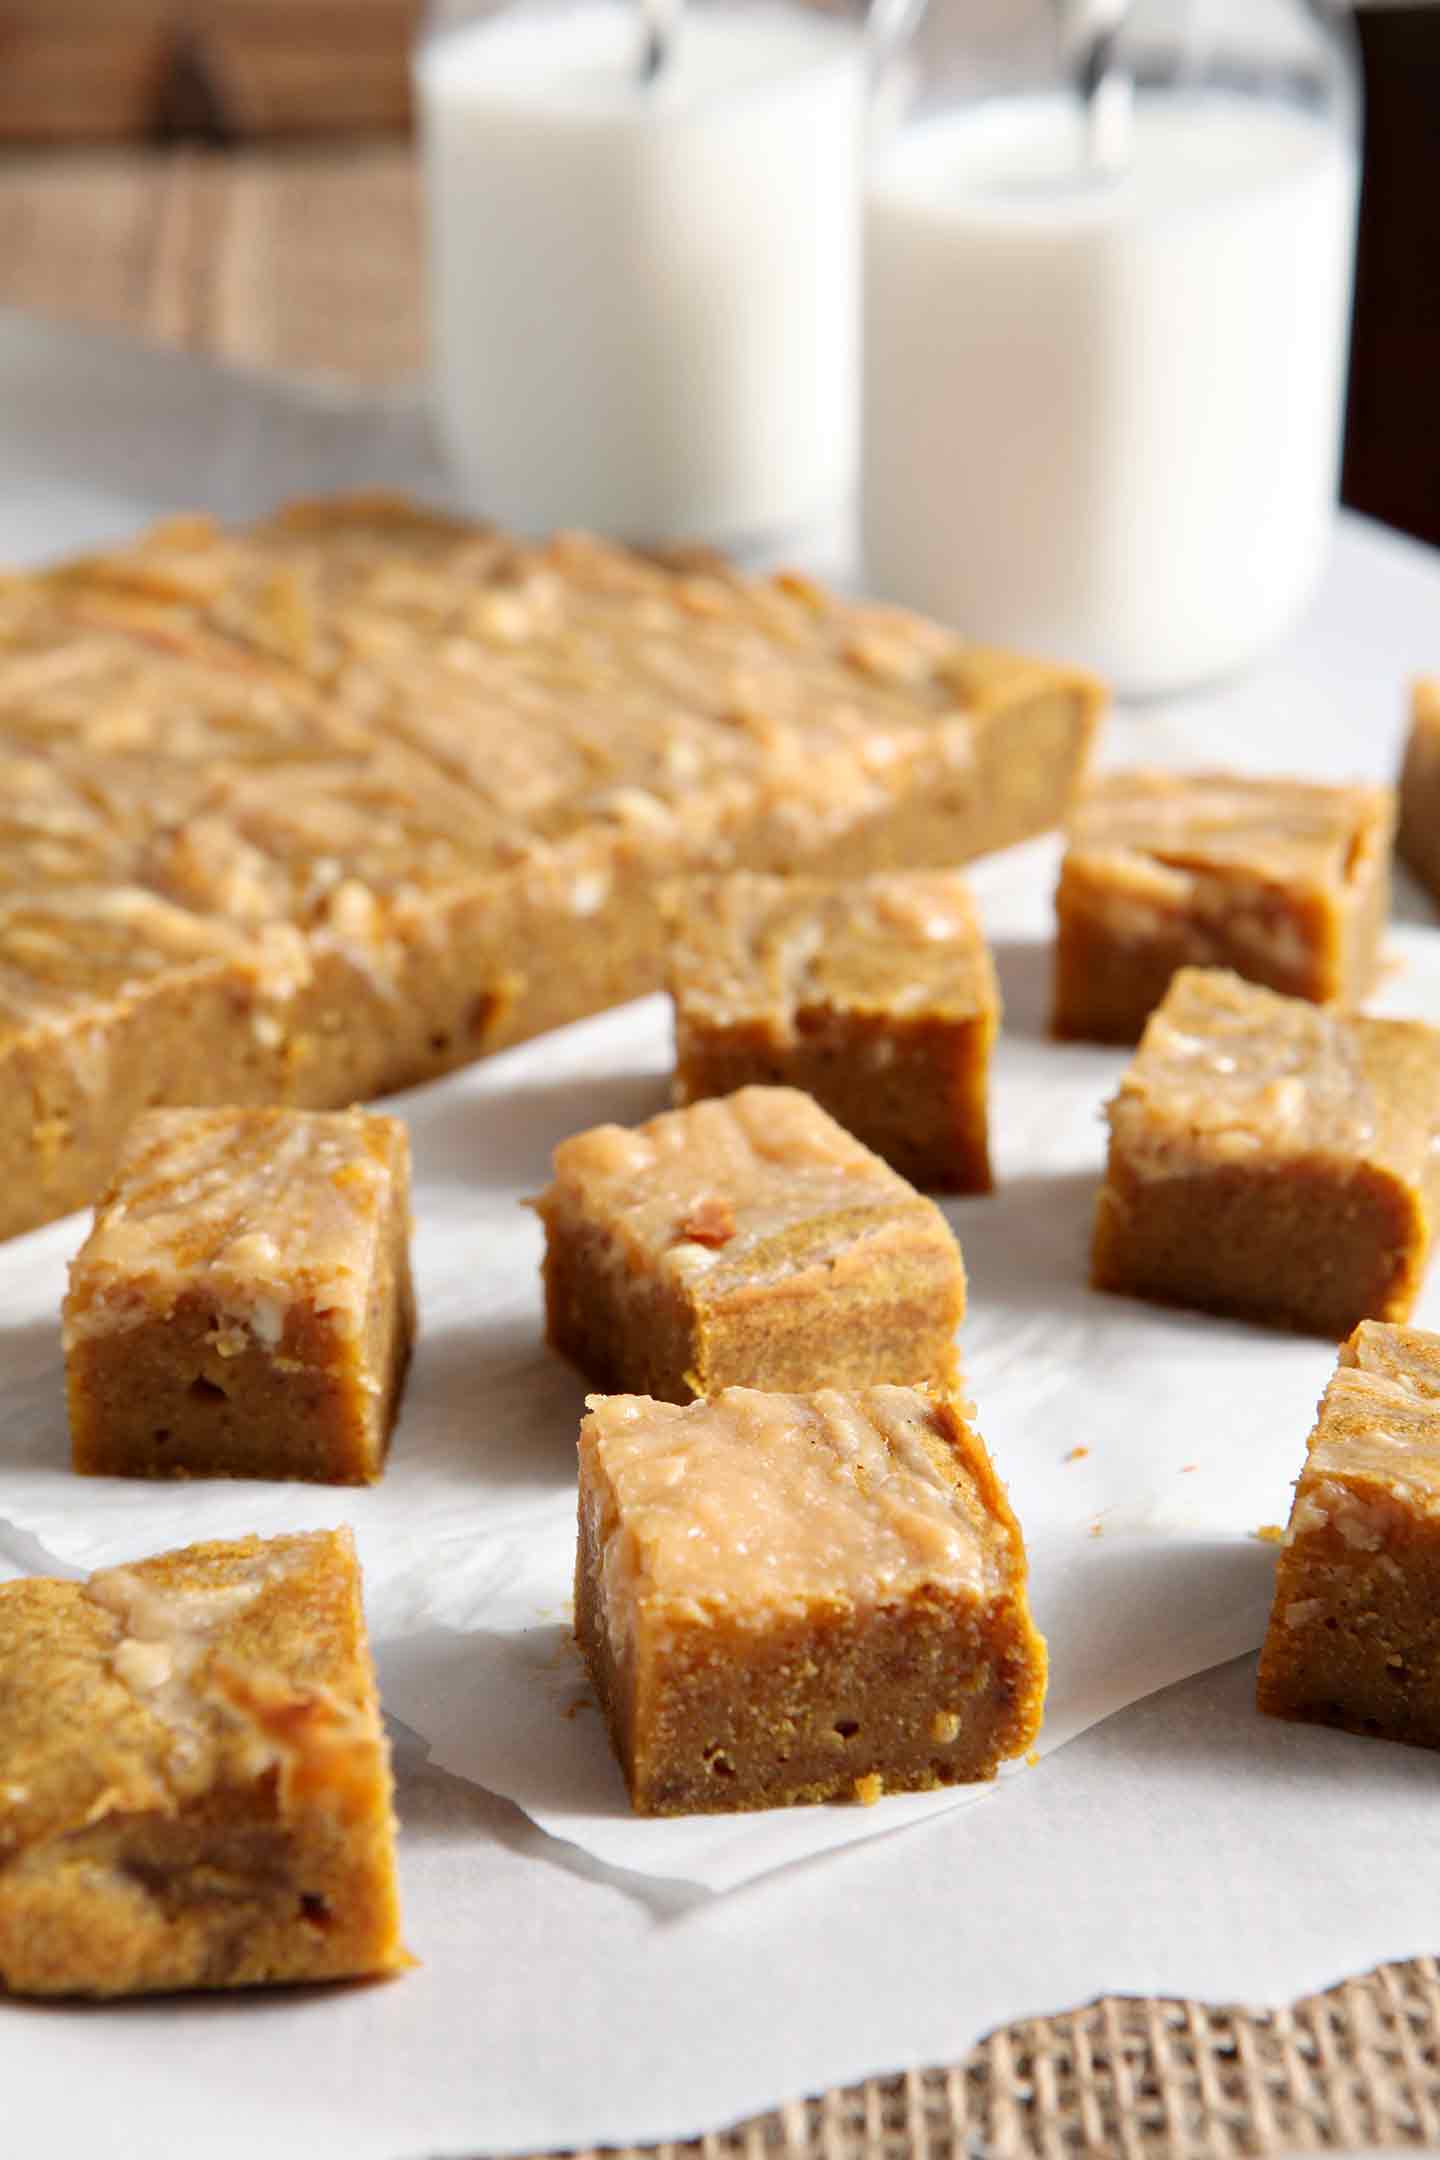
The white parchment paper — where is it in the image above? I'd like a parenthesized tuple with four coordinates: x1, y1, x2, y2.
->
(4, 878, 1439, 1889)
(0, 312, 1438, 2157)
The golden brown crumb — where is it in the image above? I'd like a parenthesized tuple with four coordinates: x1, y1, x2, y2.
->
(1024, 1749, 1039, 1769)
(853, 1772, 884, 1807)
(1254, 1523, 1286, 1544)
(1063, 1446, 1089, 1463)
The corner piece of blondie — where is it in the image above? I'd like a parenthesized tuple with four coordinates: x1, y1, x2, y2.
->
(1092, 968, 1440, 1336)
(1257, 1322, 1440, 1749)
(665, 870, 1000, 1191)
(534, 1085, 965, 1401)
(65, 1105, 416, 1484)
(0, 1528, 407, 1997)
(575, 1385, 1047, 1814)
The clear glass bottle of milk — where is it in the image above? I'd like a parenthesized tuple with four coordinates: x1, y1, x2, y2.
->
(863, 0, 1362, 696)
(416, 0, 868, 555)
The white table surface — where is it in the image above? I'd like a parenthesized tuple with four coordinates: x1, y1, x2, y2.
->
(0, 312, 1437, 2160)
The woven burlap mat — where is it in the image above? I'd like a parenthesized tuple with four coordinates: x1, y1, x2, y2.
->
(525, 1960, 1440, 2160)
(1, 143, 1437, 2160)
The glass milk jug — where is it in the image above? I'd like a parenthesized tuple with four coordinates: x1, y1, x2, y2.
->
(416, 0, 868, 554)
(862, 0, 1362, 695)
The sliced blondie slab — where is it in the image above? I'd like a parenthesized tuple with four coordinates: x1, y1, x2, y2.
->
(0, 1529, 406, 1997)
(55, 503, 1104, 897)
(65, 1106, 415, 1484)
(666, 870, 999, 1191)
(1257, 1322, 1440, 1748)
(0, 495, 1104, 1242)
(536, 1086, 965, 1402)
(576, 1386, 1047, 1814)
(1053, 769, 1393, 1044)
(1092, 968, 1440, 1336)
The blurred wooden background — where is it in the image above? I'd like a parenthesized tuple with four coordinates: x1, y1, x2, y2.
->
(0, 1, 425, 378)
(0, 2, 421, 140)
(0, 0, 1434, 547)
(0, 147, 426, 382)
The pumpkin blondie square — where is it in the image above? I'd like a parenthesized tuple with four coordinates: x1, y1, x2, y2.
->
(0, 1529, 406, 1997)
(1053, 768, 1393, 1044)
(535, 1086, 965, 1401)
(576, 1385, 1046, 1814)
(1399, 679, 1440, 910)
(65, 1106, 415, 1485)
(666, 869, 1000, 1191)
(1092, 968, 1440, 1336)
(1258, 1322, 1440, 1749)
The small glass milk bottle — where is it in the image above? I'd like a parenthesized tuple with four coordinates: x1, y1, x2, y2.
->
(416, 0, 869, 556)
(863, 0, 1362, 695)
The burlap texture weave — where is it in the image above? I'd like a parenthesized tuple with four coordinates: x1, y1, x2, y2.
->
(526, 1959, 1440, 2160)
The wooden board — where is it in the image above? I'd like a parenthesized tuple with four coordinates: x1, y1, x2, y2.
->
(0, 147, 425, 383)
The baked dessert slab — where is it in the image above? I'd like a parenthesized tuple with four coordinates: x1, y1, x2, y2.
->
(0, 1528, 406, 1997)
(1092, 968, 1440, 1336)
(666, 870, 1000, 1191)
(86, 518, 1104, 1065)
(1052, 769, 1394, 1044)
(535, 1086, 965, 1403)
(0, 749, 157, 897)
(1398, 678, 1440, 910)
(65, 1106, 415, 1484)
(0, 496, 1103, 1243)
(575, 1386, 1047, 1814)
(52, 505, 1105, 898)
(1257, 1322, 1440, 1749)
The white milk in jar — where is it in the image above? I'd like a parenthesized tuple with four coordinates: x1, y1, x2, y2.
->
(862, 92, 1359, 694)
(417, 0, 866, 550)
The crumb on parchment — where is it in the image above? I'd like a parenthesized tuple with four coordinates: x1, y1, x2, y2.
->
(853, 1773, 884, 1807)
(1254, 1523, 1286, 1545)
(1063, 1446, 1089, 1463)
